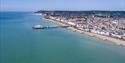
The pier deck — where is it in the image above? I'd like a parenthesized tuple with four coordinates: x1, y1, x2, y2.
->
(43, 25, 72, 29)
(33, 25, 72, 29)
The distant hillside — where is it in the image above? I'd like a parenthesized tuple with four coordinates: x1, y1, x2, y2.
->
(35, 10, 125, 17)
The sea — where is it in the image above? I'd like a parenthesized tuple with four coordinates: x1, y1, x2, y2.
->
(0, 12, 125, 63)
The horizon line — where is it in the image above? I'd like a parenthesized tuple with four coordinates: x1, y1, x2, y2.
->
(1, 10, 125, 12)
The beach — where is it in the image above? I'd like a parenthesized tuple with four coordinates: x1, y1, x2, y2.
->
(43, 17, 125, 47)
(1, 12, 125, 63)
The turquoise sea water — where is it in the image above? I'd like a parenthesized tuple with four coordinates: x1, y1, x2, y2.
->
(0, 12, 125, 63)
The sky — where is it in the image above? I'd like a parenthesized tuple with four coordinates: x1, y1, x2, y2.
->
(0, 0, 125, 11)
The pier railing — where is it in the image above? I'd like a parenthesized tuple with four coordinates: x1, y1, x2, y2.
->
(42, 25, 72, 29)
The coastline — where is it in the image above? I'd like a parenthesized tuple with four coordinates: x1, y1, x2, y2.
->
(42, 17, 125, 47)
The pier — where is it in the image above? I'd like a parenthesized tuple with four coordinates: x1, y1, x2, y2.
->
(32, 25, 72, 29)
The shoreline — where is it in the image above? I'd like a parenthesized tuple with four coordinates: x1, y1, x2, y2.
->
(42, 17, 125, 47)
